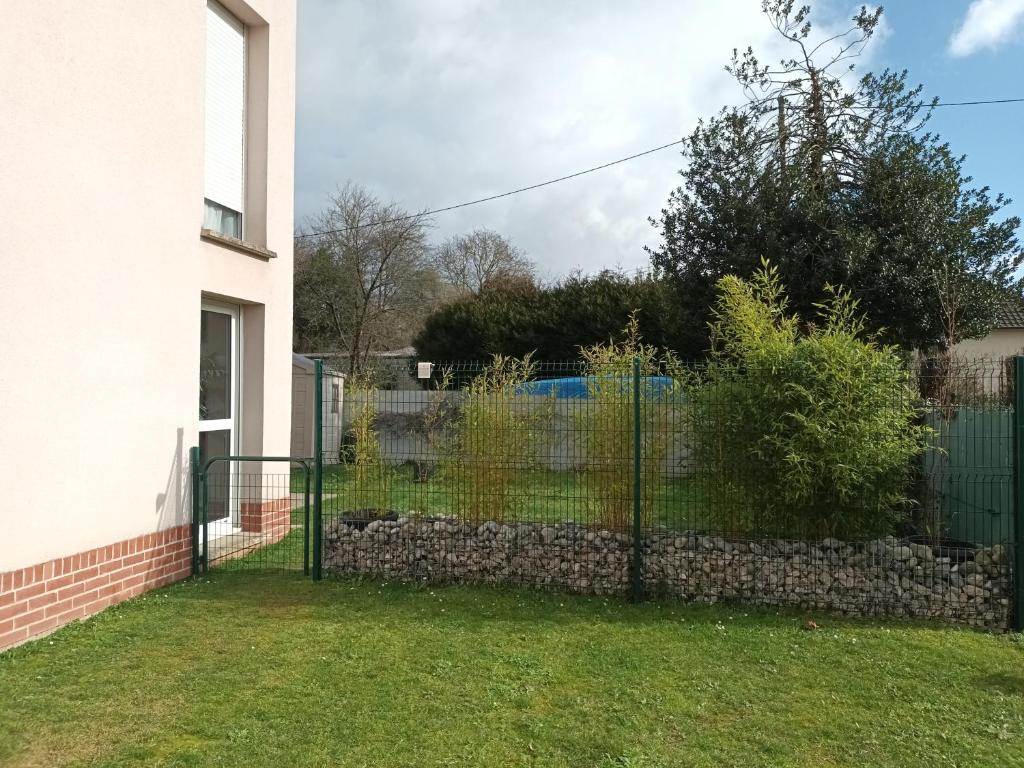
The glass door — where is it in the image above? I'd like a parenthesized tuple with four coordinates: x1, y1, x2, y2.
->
(199, 301, 239, 538)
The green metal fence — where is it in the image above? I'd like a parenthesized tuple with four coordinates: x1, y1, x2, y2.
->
(313, 355, 1022, 631)
(1013, 357, 1024, 633)
(923, 408, 1013, 546)
(190, 354, 1024, 631)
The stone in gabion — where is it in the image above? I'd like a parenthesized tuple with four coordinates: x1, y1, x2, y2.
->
(321, 518, 1010, 630)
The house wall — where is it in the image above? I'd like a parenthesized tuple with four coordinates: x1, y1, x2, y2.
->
(953, 328, 1024, 361)
(0, 0, 295, 648)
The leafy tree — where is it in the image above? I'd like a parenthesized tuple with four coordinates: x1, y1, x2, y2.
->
(413, 270, 688, 362)
(648, 1, 1021, 356)
(848, 133, 1021, 351)
(294, 183, 444, 377)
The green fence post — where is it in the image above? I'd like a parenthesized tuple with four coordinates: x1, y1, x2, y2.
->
(632, 355, 643, 602)
(303, 464, 311, 577)
(313, 359, 324, 581)
(1013, 356, 1024, 631)
(201, 461, 209, 575)
(190, 446, 201, 576)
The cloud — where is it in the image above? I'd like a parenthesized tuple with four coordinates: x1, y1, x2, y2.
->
(949, 0, 1024, 57)
(296, 1, 870, 276)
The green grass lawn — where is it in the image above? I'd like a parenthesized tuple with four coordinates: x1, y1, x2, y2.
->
(1, 573, 1023, 767)
(299, 464, 705, 529)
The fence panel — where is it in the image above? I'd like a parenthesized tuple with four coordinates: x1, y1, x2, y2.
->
(315, 355, 1017, 630)
(193, 455, 312, 573)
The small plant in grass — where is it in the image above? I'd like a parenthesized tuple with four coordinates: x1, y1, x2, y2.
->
(688, 260, 929, 539)
(346, 374, 391, 511)
(578, 314, 684, 532)
(445, 354, 548, 522)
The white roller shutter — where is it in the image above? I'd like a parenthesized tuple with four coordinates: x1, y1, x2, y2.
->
(204, 1, 245, 215)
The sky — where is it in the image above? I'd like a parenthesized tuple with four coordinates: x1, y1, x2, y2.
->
(294, 0, 1024, 280)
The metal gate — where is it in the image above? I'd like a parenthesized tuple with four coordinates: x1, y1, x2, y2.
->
(191, 358, 327, 578)
(191, 454, 316, 574)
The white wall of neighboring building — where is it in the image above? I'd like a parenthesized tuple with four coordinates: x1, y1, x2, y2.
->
(953, 328, 1024, 361)
(290, 357, 345, 460)
(0, 0, 296, 572)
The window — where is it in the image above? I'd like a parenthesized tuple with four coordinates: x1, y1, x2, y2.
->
(199, 302, 240, 536)
(331, 383, 340, 414)
(204, 1, 245, 239)
(203, 199, 241, 239)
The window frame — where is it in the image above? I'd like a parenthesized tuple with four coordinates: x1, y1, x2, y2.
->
(203, 0, 247, 241)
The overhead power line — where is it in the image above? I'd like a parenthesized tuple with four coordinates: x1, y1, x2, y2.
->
(925, 97, 1024, 107)
(295, 140, 684, 239)
(295, 97, 1024, 239)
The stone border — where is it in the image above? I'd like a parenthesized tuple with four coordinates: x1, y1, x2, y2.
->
(323, 518, 1010, 630)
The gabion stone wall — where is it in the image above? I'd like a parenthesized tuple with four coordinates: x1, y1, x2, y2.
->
(323, 517, 1011, 630)
(644, 532, 1010, 630)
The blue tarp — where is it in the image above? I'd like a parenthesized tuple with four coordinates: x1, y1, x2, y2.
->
(514, 376, 675, 400)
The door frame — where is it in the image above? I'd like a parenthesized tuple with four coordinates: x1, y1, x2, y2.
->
(199, 299, 242, 538)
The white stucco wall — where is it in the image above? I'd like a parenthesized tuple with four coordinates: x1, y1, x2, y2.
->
(0, 0, 296, 572)
(953, 328, 1024, 361)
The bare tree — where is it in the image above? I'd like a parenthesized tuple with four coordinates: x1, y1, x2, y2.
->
(432, 229, 535, 295)
(929, 255, 1006, 405)
(726, 1, 929, 189)
(294, 183, 442, 377)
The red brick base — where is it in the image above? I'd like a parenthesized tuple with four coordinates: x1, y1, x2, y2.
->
(240, 498, 291, 543)
(238, 499, 288, 536)
(0, 525, 191, 652)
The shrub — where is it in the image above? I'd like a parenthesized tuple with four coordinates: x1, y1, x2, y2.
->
(411, 367, 457, 481)
(578, 315, 683, 531)
(413, 270, 691, 362)
(688, 261, 928, 539)
(444, 354, 548, 522)
(345, 375, 391, 511)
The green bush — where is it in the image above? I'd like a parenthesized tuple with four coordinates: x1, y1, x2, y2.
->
(688, 262, 928, 539)
(346, 375, 391, 511)
(413, 270, 692, 363)
(444, 354, 549, 522)
(579, 315, 683, 531)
